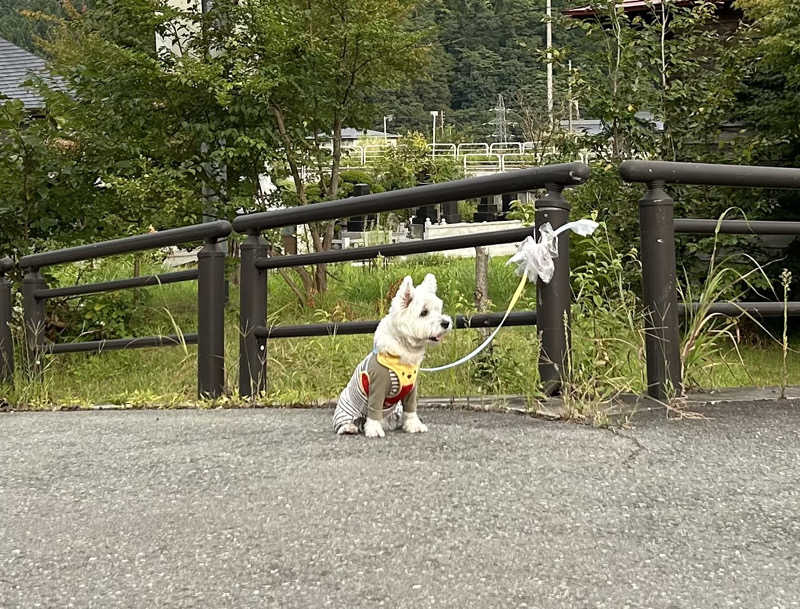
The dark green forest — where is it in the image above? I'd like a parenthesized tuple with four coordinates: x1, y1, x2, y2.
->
(2, 0, 563, 139)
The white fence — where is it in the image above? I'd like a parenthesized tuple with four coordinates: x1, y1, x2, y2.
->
(456, 142, 489, 156)
(427, 143, 457, 157)
(489, 141, 523, 154)
(462, 153, 504, 175)
(315, 140, 597, 176)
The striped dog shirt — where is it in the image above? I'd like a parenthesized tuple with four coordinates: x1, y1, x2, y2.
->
(333, 352, 419, 433)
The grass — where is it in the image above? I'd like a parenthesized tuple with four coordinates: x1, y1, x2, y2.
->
(1, 240, 798, 410)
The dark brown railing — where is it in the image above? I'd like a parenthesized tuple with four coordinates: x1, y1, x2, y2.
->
(232, 163, 590, 397)
(621, 160, 800, 400)
(11, 221, 231, 398)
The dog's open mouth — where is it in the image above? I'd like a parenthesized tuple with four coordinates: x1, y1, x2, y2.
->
(428, 335, 443, 343)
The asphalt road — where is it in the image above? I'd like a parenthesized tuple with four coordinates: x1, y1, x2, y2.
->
(1, 403, 799, 608)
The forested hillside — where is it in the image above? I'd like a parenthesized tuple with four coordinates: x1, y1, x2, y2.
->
(1, 0, 562, 139)
(0, 1, 92, 52)
(379, 0, 555, 138)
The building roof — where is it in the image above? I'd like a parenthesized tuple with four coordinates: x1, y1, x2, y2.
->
(563, 0, 695, 18)
(0, 37, 64, 109)
(560, 113, 664, 134)
(560, 118, 603, 136)
(341, 127, 400, 140)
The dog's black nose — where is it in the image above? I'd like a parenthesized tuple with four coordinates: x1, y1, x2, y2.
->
(441, 319, 451, 329)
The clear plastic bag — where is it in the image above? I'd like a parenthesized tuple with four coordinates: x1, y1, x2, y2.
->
(507, 219, 599, 284)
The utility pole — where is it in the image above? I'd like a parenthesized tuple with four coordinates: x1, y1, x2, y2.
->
(199, 0, 220, 223)
(383, 114, 393, 143)
(493, 94, 508, 142)
(430, 110, 439, 152)
(568, 60, 573, 133)
(546, 0, 553, 125)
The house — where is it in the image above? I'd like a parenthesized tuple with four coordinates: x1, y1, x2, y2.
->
(340, 128, 400, 147)
(311, 127, 401, 151)
(0, 37, 64, 112)
(563, 0, 693, 18)
(563, 0, 740, 31)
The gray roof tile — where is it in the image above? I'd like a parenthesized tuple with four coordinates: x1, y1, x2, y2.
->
(0, 37, 64, 109)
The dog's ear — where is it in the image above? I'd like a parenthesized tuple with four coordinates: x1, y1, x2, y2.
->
(419, 273, 437, 293)
(391, 275, 415, 311)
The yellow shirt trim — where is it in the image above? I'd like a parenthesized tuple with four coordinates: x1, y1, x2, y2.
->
(376, 352, 419, 387)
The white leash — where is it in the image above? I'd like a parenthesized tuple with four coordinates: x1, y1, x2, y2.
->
(420, 219, 598, 373)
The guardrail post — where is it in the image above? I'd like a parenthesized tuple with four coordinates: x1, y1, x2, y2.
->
(536, 183, 571, 395)
(22, 268, 46, 377)
(639, 181, 682, 400)
(0, 269, 13, 383)
(238, 231, 268, 397)
(197, 239, 226, 398)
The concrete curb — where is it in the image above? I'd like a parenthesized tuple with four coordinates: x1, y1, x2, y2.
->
(4, 386, 797, 419)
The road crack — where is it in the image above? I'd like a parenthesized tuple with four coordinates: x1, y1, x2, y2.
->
(607, 426, 648, 466)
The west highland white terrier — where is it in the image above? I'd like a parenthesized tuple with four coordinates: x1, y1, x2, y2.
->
(333, 273, 452, 438)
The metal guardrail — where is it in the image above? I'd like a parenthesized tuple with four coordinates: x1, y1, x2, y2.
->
(620, 160, 800, 188)
(680, 302, 800, 317)
(255, 227, 538, 270)
(47, 333, 199, 354)
(233, 163, 590, 397)
(363, 144, 391, 164)
(462, 153, 503, 174)
(673, 219, 800, 235)
(621, 160, 800, 400)
(6, 221, 232, 398)
(19, 221, 230, 268)
(456, 142, 489, 156)
(502, 153, 541, 172)
(35, 270, 200, 299)
(8, 159, 794, 404)
(490, 142, 523, 154)
(233, 164, 588, 233)
(257, 312, 538, 339)
(428, 143, 457, 157)
(332, 142, 581, 176)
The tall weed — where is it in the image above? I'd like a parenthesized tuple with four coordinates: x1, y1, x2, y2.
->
(679, 209, 782, 390)
(562, 219, 646, 419)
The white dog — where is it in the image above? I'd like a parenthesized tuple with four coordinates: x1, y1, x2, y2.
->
(333, 273, 452, 438)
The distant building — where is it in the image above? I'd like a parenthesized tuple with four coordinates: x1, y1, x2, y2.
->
(564, 0, 692, 18)
(0, 37, 64, 112)
(560, 119, 603, 136)
(563, 0, 740, 31)
(311, 127, 401, 149)
(340, 128, 400, 146)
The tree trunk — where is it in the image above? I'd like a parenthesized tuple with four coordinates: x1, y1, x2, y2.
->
(474, 247, 491, 339)
(133, 255, 141, 304)
(474, 247, 489, 312)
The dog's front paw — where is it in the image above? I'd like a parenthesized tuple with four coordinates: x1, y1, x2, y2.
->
(403, 412, 428, 434)
(364, 418, 385, 438)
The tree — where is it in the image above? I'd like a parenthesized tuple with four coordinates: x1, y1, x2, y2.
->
(41, 0, 282, 226)
(563, 1, 743, 161)
(371, 0, 556, 139)
(375, 132, 462, 193)
(23, 0, 429, 299)
(0, 0, 94, 54)
(221, 0, 430, 295)
(735, 0, 800, 164)
(0, 98, 106, 258)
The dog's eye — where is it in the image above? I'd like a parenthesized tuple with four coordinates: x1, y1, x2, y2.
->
(420, 309, 429, 317)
